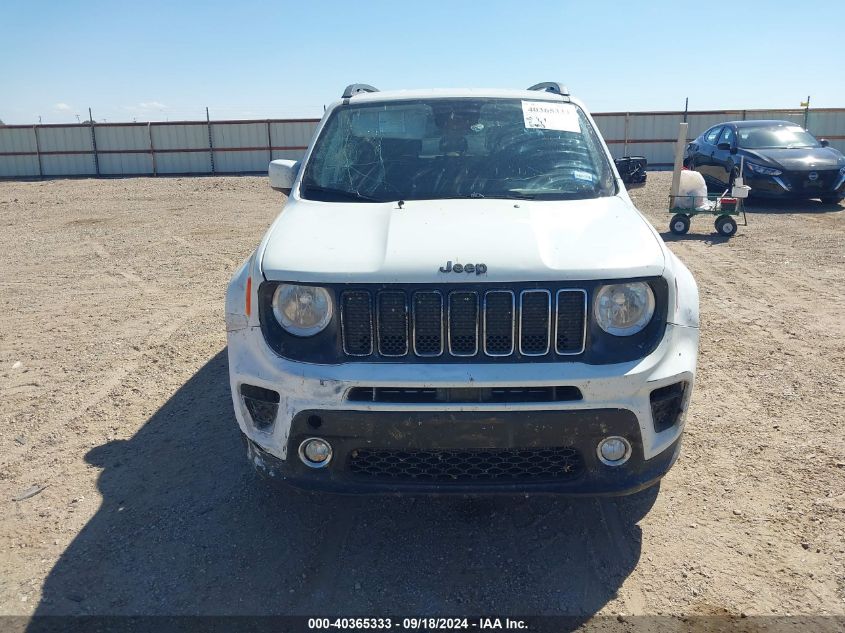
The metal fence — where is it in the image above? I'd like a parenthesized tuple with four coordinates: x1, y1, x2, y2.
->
(2, 108, 844, 178)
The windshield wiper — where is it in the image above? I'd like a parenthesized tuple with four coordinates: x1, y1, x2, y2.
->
(301, 185, 382, 202)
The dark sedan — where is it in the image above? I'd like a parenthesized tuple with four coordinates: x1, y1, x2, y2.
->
(685, 120, 845, 202)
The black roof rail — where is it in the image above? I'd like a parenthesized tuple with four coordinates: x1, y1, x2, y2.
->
(342, 84, 379, 99)
(527, 82, 570, 97)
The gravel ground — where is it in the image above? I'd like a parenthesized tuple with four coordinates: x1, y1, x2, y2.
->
(0, 173, 843, 623)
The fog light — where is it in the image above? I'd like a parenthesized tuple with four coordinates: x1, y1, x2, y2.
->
(298, 438, 332, 468)
(597, 436, 631, 466)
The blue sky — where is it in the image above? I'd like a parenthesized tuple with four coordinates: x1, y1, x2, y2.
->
(1, 0, 842, 124)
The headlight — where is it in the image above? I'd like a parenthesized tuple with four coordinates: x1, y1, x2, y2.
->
(271, 284, 332, 336)
(746, 162, 782, 176)
(594, 282, 655, 336)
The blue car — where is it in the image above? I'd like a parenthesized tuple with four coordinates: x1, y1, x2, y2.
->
(685, 120, 845, 203)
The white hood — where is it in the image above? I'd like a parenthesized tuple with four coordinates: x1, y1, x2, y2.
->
(259, 195, 665, 283)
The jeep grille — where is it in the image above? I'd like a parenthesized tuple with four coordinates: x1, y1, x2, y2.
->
(340, 287, 586, 360)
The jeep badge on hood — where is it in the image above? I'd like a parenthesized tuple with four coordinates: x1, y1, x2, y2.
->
(439, 261, 487, 275)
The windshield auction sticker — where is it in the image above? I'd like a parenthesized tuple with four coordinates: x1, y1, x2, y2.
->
(522, 101, 580, 132)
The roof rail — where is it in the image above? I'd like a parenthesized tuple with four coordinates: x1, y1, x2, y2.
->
(527, 82, 570, 97)
(342, 84, 379, 99)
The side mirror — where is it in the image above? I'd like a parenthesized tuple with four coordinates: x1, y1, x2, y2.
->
(820, 139, 830, 147)
(717, 142, 731, 151)
(269, 159, 300, 195)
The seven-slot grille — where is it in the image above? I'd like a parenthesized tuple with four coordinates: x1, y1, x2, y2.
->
(340, 287, 586, 359)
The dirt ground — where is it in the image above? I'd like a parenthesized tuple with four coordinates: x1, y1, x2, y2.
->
(0, 172, 843, 624)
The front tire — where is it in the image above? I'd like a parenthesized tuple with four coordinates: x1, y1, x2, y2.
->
(669, 214, 690, 235)
(715, 215, 737, 237)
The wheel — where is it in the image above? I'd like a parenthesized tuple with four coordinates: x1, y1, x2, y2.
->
(669, 214, 690, 235)
(715, 215, 737, 237)
(820, 194, 844, 205)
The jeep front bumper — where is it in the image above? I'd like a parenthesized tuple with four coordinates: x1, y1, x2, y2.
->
(226, 322, 698, 494)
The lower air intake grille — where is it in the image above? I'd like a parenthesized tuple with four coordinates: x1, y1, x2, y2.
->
(347, 385, 582, 403)
(650, 381, 687, 433)
(348, 446, 583, 483)
(240, 384, 280, 430)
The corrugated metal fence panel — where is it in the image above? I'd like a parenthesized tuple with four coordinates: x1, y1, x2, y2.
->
(618, 142, 676, 166)
(99, 153, 153, 175)
(155, 150, 211, 174)
(37, 125, 97, 177)
(151, 124, 211, 173)
(215, 150, 268, 173)
(40, 154, 96, 176)
(212, 122, 266, 149)
(37, 126, 92, 152)
(808, 110, 845, 135)
(627, 113, 685, 143)
(95, 125, 150, 151)
(747, 109, 804, 124)
(0, 155, 39, 177)
(150, 123, 209, 150)
(0, 127, 39, 176)
(212, 122, 269, 172)
(592, 114, 625, 142)
(271, 149, 306, 161)
(94, 125, 153, 175)
(808, 110, 845, 154)
(0, 127, 37, 153)
(270, 121, 319, 149)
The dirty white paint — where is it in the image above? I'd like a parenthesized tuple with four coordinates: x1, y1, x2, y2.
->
(225, 87, 700, 471)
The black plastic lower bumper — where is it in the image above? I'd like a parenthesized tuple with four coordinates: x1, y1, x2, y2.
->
(744, 173, 845, 199)
(244, 409, 682, 496)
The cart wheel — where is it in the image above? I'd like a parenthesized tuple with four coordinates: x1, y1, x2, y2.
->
(715, 215, 737, 237)
(669, 214, 690, 235)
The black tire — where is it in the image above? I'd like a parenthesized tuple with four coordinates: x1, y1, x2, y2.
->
(669, 214, 690, 235)
(715, 215, 737, 237)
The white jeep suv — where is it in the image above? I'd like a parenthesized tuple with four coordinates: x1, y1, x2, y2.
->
(225, 83, 699, 494)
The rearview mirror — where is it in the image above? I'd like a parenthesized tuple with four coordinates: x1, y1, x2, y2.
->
(820, 139, 830, 147)
(269, 159, 300, 195)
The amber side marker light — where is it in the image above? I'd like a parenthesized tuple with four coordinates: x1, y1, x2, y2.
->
(245, 277, 252, 317)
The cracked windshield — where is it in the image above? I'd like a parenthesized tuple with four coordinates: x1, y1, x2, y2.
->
(300, 98, 617, 202)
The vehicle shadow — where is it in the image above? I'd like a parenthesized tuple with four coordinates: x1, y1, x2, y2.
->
(660, 231, 732, 245)
(744, 197, 843, 214)
(30, 349, 656, 622)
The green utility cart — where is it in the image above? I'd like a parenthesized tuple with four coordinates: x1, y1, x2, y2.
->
(668, 191, 748, 238)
